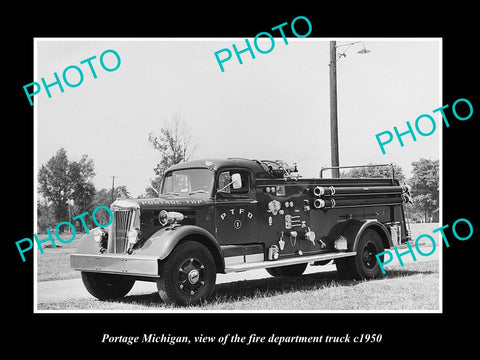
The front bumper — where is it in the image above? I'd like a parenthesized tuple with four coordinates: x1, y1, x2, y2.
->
(70, 253, 161, 278)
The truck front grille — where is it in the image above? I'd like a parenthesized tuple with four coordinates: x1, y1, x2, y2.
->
(109, 209, 134, 253)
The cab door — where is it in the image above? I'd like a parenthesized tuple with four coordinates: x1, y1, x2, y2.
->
(214, 168, 257, 245)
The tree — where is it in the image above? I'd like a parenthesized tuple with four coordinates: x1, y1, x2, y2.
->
(37, 199, 56, 233)
(69, 155, 96, 213)
(91, 185, 130, 225)
(144, 177, 162, 198)
(38, 148, 96, 227)
(145, 115, 197, 197)
(341, 163, 406, 183)
(93, 185, 130, 208)
(409, 158, 439, 222)
(38, 148, 71, 223)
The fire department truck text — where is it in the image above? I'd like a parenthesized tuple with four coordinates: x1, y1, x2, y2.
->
(376, 217, 473, 274)
(101, 332, 383, 346)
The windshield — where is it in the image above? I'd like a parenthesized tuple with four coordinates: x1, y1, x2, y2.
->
(161, 168, 214, 198)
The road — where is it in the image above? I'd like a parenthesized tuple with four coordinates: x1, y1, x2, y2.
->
(36, 263, 336, 303)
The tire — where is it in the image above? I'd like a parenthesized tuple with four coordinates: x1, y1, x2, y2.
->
(335, 229, 385, 280)
(81, 272, 135, 300)
(157, 241, 216, 306)
(266, 263, 308, 277)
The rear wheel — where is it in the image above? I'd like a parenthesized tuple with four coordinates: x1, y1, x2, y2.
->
(157, 241, 216, 306)
(335, 229, 385, 280)
(266, 263, 308, 277)
(81, 272, 135, 300)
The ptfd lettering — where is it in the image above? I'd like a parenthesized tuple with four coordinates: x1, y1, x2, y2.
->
(214, 16, 312, 72)
(375, 98, 474, 155)
(375, 217, 474, 274)
(23, 49, 121, 106)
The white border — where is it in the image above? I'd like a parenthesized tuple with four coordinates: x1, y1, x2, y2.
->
(33, 37, 443, 314)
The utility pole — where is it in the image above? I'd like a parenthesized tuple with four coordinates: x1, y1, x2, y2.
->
(329, 41, 340, 178)
(328, 41, 370, 178)
(111, 176, 117, 203)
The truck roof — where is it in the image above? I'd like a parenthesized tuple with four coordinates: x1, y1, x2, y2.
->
(166, 158, 272, 178)
(166, 158, 399, 185)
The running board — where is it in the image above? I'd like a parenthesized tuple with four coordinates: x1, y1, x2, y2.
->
(224, 251, 356, 273)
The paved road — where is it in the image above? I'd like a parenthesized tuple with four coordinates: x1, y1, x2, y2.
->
(37, 248, 438, 304)
(36, 264, 337, 303)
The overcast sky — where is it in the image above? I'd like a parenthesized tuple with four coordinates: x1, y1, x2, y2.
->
(35, 38, 441, 197)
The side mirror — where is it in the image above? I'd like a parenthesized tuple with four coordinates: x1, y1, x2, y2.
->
(217, 172, 243, 193)
(231, 173, 242, 189)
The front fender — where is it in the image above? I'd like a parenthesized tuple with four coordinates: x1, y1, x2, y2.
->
(75, 232, 101, 254)
(134, 225, 222, 261)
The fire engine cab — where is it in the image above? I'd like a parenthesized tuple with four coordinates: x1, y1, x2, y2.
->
(71, 158, 411, 306)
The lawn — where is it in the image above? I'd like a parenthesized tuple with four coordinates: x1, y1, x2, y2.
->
(37, 259, 439, 311)
(36, 234, 82, 282)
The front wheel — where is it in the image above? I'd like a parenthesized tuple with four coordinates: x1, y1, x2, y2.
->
(81, 272, 135, 300)
(157, 241, 217, 306)
(335, 229, 385, 280)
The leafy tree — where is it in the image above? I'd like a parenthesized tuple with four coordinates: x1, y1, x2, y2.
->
(144, 177, 163, 198)
(409, 158, 439, 222)
(37, 199, 56, 233)
(341, 163, 406, 183)
(38, 148, 96, 228)
(92, 185, 130, 207)
(145, 115, 196, 198)
(92, 185, 130, 225)
(69, 155, 96, 214)
(38, 148, 71, 222)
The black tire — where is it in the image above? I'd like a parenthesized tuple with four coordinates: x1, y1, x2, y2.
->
(81, 272, 135, 300)
(157, 241, 216, 306)
(335, 257, 353, 279)
(335, 229, 385, 280)
(266, 263, 308, 277)
(265, 267, 281, 277)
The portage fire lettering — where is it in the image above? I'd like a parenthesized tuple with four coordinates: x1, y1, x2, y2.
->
(71, 158, 412, 306)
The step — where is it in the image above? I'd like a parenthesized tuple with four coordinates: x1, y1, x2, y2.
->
(224, 251, 356, 273)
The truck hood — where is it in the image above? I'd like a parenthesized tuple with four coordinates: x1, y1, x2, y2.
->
(111, 196, 212, 211)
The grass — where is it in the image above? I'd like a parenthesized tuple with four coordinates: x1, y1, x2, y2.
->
(197, 260, 438, 311)
(36, 234, 82, 281)
(37, 260, 439, 311)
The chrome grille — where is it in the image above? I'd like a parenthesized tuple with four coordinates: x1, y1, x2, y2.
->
(109, 209, 134, 253)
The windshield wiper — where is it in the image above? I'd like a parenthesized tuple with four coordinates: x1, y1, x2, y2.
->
(189, 190, 207, 195)
(164, 192, 180, 196)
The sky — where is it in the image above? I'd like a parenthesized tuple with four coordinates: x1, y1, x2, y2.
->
(35, 38, 441, 197)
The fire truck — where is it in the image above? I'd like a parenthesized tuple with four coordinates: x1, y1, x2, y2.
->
(71, 158, 411, 306)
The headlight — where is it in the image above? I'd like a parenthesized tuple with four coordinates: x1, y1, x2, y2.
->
(92, 227, 104, 243)
(168, 211, 185, 223)
(158, 210, 184, 226)
(158, 210, 169, 226)
(127, 229, 139, 245)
